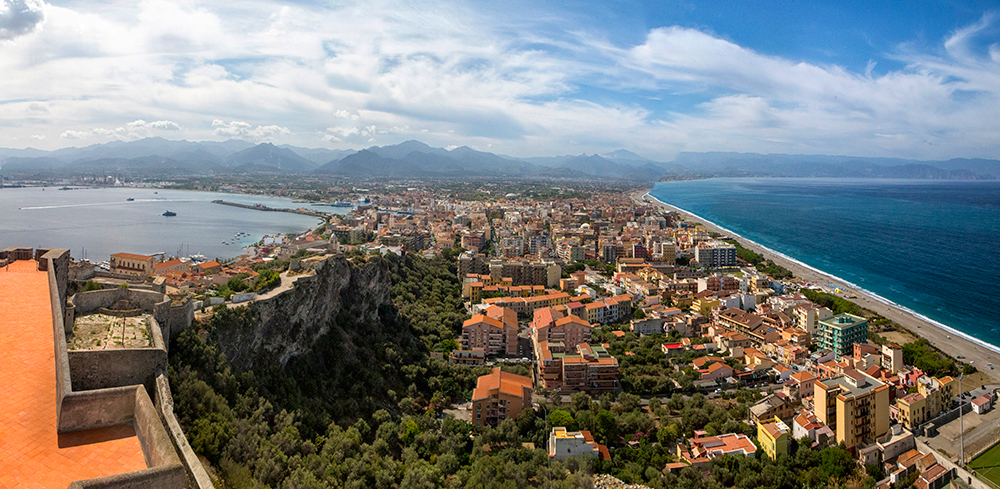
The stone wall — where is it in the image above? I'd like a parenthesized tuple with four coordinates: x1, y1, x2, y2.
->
(156, 374, 216, 489)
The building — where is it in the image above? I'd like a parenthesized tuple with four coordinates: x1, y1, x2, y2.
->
(470, 367, 533, 429)
(757, 416, 790, 460)
(897, 375, 955, 428)
(783, 371, 817, 400)
(793, 303, 833, 336)
(693, 241, 737, 268)
(109, 252, 156, 276)
(792, 411, 834, 447)
(972, 394, 993, 414)
(882, 343, 904, 373)
(461, 307, 518, 356)
(449, 348, 486, 365)
(548, 427, 609, 461)
(532, 308, 592, 347)
(678, 432, 757, 467)
(749, 394, 795, 425)
(818, 313, 868, 360)
(536, 341, 619, 395)
(814, 369, 890, 449)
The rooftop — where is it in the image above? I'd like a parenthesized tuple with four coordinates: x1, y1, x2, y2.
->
(0, 260, 147, 486)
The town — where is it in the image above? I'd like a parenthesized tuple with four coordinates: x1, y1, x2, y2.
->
(37, 180, 998, 489)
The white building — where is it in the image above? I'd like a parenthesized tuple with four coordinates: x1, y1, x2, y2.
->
(548, 427, 602, 461)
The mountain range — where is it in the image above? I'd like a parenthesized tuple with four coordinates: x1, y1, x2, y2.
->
(1, 137, 997, 181)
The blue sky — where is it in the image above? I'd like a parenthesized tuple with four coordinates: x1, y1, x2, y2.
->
(0, 0, 998, 161)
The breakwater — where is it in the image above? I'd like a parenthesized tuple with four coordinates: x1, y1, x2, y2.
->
(211, 199, 328, 217)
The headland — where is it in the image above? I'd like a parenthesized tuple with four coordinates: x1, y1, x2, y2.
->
(633, 188, 1000, 383)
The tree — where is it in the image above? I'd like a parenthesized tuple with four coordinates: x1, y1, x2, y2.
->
(549, 410, 575, 430)
(657, 424, 679, 445)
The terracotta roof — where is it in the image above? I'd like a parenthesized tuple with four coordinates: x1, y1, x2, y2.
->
(154, 259, 182, 271)
(471, 367, 532, 401)
(791, 371, 816, 382)
(464, 314, 504, 329)
(554, 315, 590, 328)
(485, 305, 517, 329)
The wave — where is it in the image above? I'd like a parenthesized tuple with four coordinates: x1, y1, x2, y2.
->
(20, 198, 184, 210)
(644, 191, 1000, 354)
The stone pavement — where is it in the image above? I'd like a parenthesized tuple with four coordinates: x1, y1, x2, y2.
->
(0, 259, 147, 488)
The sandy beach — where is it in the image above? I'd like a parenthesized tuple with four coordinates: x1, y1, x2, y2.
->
(633, 189, 1000, 384)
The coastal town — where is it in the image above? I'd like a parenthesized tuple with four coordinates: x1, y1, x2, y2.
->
(29, 181, 998, 489)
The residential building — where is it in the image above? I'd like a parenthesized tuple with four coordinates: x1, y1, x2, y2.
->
(814, 369, 890, 449)
(750, 394, 795, 425)
(548, 427, 609, 461)
(449, 348, 486, 366)
(882, 343, 903, 373)
(793, 303, 833, 336)
(535, 342, 619, 395)
(694, 241, 737, 268)
(470, 367, 533, 429)
(792, 411, 833, 447)
(783, 371, 817, 400)
(678, 432, 757, 467)
(818, 313, 868, 360)
(461, 308, 518, 356)
(532, 308, 592, 347)
(757, 416, 790, 460)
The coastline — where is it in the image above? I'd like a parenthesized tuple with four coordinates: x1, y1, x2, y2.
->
(634, 187, 1000, 383)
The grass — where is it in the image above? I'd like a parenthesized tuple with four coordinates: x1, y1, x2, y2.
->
(970, 441, 1000, 488)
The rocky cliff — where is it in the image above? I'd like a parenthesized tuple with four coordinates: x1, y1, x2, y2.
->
(211, 254, 392, 370)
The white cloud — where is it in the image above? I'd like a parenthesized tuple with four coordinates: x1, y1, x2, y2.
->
(0, 0, 45, 41)
(212, 119, 290, 141)
(30, 134, 45, 140)
(1, 1, 999, 160)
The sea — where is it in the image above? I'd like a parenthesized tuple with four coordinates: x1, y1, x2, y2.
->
(648, 178, 1000, 351)
(0, 186, 345, 262)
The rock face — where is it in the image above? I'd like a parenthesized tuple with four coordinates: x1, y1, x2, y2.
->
(213, 255, 392, 370)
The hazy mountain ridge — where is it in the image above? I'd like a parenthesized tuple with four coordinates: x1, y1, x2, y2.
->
(1, 138, 997, 180)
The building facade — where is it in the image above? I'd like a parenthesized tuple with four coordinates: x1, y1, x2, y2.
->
(470, 368, 533, 429)
(818, 313, 868, 360)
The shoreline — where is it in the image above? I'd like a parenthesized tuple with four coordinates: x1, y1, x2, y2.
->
(635, 187, 1000, 382)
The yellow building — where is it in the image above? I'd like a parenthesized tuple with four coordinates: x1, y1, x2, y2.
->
(757, 416, 789, 460)
(814, 369, 890, 449)
(897, 375, 955, 430)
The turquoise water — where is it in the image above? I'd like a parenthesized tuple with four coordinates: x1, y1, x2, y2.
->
(649, 178, 1000, 350)
(0, 187, 338, 262)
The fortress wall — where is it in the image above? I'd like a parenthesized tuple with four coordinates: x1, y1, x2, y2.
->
(68, 348, 166, 396)
(155, 374, 216, 489)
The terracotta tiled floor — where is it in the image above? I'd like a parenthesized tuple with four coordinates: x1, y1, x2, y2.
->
(0, 260, 147, 488)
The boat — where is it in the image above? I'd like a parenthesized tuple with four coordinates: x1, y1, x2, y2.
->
(127, 198, 134, 201)
(162, 210, 176, 216)
(331, 202, 353, 207)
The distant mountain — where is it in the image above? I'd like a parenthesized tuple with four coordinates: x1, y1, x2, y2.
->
(1, 137, 997, 180)
(278, 145, 355, 164)
(223, 143, 318, 172)
(600, 149, 654, 163)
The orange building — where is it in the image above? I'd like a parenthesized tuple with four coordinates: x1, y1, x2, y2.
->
(471, 368, 533, 429)
(461, 306, 518, 355)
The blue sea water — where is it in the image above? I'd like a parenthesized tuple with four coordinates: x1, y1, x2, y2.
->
(649, 178, 1000, 350)
(0, 187, 342, 262)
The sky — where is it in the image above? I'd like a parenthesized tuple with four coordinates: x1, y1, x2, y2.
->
(1, 0, 999, 161)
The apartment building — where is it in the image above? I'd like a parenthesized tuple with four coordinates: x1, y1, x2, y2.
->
(461, 307, 518, 355)
(694, 241, 737, 268)
(896, 375, 955, 429)
(535, 341, 619, 395)
(818, 313, 868, 360)
(793, 302, 833, 336)
(471, 368, 533, 429)
(814, 369, 890, 449)
(532, 308, 592, 348)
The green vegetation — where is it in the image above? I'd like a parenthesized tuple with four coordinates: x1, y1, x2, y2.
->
(170, 251, 869, 488)
(722, 239, 793, 279)
(901, 338, 961, 378)
(82, 280, 103, 292)
(799, 289, 865, 317)
(969, 440, 1000, 487)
